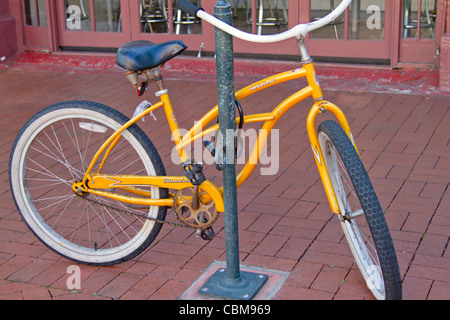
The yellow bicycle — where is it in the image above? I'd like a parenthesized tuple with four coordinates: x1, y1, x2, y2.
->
(9, 0, 401, 300)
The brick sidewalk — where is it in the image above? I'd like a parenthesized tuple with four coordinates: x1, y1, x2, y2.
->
(0, 65, 449, 300)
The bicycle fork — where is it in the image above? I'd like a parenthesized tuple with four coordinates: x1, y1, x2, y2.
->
(299, 40, 359, 215)
(306, 99, 358, 215)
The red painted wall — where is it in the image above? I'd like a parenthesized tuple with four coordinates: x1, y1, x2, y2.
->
(0, 1, 18, 58)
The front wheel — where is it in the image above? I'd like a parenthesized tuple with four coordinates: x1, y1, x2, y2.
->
(318, 120, 402, 300)
(10, 100, 168, 266)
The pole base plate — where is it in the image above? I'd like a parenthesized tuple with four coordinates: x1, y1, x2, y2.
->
(199, 268, 268, 300)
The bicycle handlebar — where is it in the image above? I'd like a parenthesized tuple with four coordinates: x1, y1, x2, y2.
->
(176, 0, 352, 43)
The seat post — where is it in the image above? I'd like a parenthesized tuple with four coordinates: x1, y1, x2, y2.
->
(145, 67, 167, 96)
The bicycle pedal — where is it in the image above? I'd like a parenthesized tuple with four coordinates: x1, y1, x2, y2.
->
(196, 227, 216, 241)
(182, 161, 206, 186)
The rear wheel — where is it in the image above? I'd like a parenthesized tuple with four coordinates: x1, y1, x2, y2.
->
(318, 120, 402, 300)
(10, 100, 168, 266)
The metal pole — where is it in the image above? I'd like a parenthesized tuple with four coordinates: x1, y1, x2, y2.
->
(214, 0, 241, 285)
(199, 0, 267, 300)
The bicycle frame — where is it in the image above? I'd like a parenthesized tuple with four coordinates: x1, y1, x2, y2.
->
(78, 58, 356, 215)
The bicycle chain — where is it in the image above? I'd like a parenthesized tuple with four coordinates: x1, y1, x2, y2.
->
(75, 192, 218, 230)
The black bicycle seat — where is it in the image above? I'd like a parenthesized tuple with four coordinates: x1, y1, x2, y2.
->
(116, 40, 187, 71)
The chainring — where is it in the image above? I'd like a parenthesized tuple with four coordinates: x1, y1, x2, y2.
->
(174, 188, 218, 229)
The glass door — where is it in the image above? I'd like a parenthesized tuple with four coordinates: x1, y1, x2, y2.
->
(306, 0, 393, 64)
(191, 1, 395, 63)
(130, 0, 300, 57)
(201, 1, 394, 63)
(56, 0, 132, 49)
(128, 1, 214, 56)
(229, 0, 301, 56)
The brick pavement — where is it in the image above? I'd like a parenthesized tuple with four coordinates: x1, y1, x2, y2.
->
(0, 58, 449, 300)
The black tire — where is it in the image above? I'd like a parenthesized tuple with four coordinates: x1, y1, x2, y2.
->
(10, 100, 168, 266)
(318, 120, 402, 300)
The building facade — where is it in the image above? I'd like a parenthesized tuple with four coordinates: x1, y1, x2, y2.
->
(2, 1, 450, 89)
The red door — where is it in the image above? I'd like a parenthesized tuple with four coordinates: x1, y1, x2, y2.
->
(305, 0, 394, 64)
(397, 0, 445, 68)
(187, 0, 395, 64)
(55, 1, 215, 53)
(21, 0, 49, 49)
(199, 1, 394, 63)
